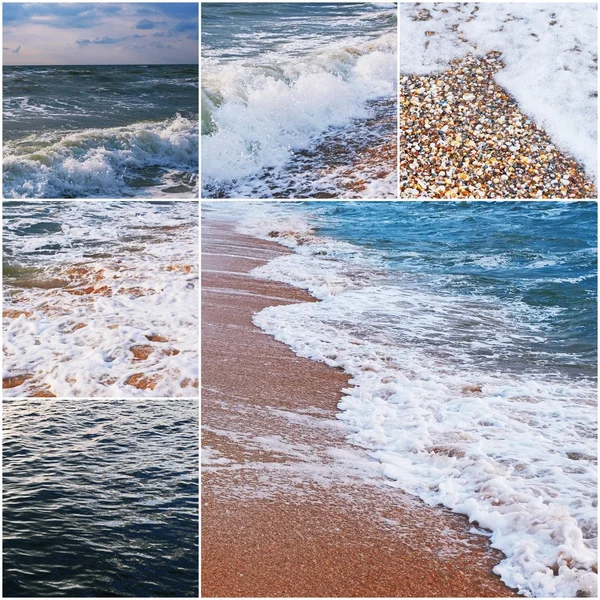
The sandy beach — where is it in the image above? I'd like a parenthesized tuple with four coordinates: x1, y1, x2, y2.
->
(201, 216, 517, 598)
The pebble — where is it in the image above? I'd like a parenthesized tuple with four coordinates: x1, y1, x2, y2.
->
(400, 52, 597, 198)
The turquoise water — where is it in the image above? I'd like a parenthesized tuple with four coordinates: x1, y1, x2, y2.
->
(286, 201, 598, 378)
(202, 2, 396, 60)
(220, 199, 597, 597)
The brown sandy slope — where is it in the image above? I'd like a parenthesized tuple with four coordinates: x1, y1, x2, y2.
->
(201, 215, 517, 598)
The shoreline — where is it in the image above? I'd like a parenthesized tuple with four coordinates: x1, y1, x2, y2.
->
(201, 98, 397, 200)
(201, 214, 517, 598)
(2, 202, 199, 398)
(400, 53, 596, 199)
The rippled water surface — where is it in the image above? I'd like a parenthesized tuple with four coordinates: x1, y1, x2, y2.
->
(3, 399, 198, 597)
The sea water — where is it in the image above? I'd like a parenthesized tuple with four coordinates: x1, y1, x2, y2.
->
(3, 201, 198, 397)
(213, 200, 597, 598)
(3, 65, 199, 198)
(3, 398, 198, 596)
(201, 2, 398, 198)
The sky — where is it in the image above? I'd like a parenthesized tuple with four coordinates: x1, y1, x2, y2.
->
(3, 3, 198, 65)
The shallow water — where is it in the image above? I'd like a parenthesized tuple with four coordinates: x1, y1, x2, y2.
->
(3, 201, 199, 398)
(3, 399, 198, 597)
(3, 65, 199, 198)
(201, 3, 397, 198)
(209, 200, 598, 598)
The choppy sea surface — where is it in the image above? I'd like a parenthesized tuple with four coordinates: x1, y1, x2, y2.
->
(201, 3, 397, 198)
(3, 65, 199, 198)
(207, 200, 598, 598)
(3, 201, 198, 398)
(3, 399, 198, 597)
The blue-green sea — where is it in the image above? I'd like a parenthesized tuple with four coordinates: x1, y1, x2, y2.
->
(208, 200, 598, 598)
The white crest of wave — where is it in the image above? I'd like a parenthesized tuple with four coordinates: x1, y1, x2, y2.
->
(201, 33, 397, 185)
(3, 114, 198, 198)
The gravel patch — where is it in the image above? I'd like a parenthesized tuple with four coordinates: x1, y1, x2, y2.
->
(400, 52, 597, 199)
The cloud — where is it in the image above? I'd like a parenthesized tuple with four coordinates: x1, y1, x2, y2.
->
(76, 35, 144, 47)
(4, 3, 198, 65)
(150, 41, 173, 49)
(136, 18, 156, 30)
(5, 4, 101, 29)
(138, 4, 198, 20)
(174, 21, 196, 33)
(2, 3, 195, 29)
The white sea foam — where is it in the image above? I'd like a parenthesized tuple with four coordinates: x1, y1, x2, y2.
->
(3, 115, 198, 198)
(201, 32, 397, 192)
(3, 202, 198, 398)
(400, 2, 598, 180)
(224, 205, 598, 598)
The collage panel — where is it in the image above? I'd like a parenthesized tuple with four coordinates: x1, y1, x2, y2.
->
(2, 3, 202, 600)
(3, 2, 199, 199)
(0, 1, 598, 600)
(3, 398, 199, 597)
(400, 2, 597, 199)
(3, 201, 199, 398)
(201, 1, 398, 199)
(201, 200, 597, 598)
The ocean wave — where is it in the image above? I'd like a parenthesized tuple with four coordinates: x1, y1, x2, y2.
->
(224, 204, 598, 598)
(201, 32, 397, 190)
(3, 114, 198, 198)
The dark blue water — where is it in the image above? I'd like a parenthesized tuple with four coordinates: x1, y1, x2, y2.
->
(3, 65, 199, 198)
(288, 201, 598, 378)
(4, 65, 198, 141)
(3, 399, 198, 597)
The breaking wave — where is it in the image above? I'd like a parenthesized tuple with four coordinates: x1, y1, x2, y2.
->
(3, 114, 198, 198)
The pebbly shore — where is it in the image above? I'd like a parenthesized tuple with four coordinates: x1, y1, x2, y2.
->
(400, 52, 597, 199)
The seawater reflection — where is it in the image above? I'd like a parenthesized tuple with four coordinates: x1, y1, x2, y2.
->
(3, 399, 198, 597)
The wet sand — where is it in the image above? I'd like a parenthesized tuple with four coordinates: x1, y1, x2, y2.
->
(201, 214, 518, 598)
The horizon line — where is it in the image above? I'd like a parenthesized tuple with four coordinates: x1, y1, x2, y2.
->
(4, 63, 198, 67)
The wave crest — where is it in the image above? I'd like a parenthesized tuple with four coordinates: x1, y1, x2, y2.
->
(3, 114, 198, 198)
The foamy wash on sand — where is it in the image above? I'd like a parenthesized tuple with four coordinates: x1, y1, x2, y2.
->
(201, 2, 397, 198)
(3, 202, 198, 397)
(3, 65, 199, 198)
(216, 201, 598, 597)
